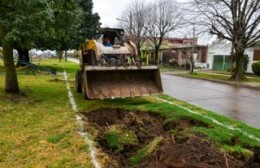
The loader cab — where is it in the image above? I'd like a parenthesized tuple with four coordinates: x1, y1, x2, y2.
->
(95, 28, 125, 46)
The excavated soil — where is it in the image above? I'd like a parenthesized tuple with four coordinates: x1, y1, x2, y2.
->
(81, 109, 259, 168)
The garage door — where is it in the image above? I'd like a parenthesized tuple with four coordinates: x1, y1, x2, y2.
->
(213, 55, 232, 71)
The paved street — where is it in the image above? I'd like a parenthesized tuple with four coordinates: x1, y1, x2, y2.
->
(161, 74, 260, 128)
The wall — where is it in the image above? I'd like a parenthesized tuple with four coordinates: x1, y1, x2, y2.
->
(207, 40, 232, 69)
(245, 48, 254, 73)
(207, 40, 259, 73)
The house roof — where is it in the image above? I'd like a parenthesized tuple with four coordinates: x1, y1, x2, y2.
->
(141, 37, 200, 51)
(142, 42, 207, 51)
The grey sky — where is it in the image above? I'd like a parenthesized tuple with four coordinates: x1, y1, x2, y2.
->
(92, 0, 215, 44)
(92, 0, 189, 27)
(93, 0, 151, 27)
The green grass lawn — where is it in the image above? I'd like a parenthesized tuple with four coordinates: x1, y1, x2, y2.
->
(182, 72, 231, 80)
(0, 59, 93, 168)
(0, 59, 259, 167)
(183, 72, 260, 83)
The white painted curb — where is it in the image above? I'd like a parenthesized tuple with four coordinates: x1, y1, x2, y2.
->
(63, 70, 101, 168)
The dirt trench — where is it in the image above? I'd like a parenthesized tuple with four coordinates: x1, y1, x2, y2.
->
(81, 109, 258, 168)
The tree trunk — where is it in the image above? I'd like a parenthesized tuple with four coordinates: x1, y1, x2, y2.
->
(2, 41, 19, 93)
(58, 50, 62, 62)
(230, 44, 235, 76)
(190, 48, 194, 74)
(17, 48, 30, 67)
(64, 50, 67, 62)
(230, 50, 247, 81)
(137, 42, 142, 62)
(155, 46, 159, 65)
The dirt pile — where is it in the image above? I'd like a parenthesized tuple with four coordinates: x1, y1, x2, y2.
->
(81, 109, 256, 168)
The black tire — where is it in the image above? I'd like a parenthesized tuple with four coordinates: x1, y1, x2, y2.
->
(88, 50, 97, 65)
(81, 77, 88, 99)
(109, 58, 117, 66)
(75, 70, 82, 93)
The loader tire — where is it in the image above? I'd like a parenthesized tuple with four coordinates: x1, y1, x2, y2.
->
(75, 70, 82, 93)
(88, 50, 97, 65)
(82, 78, 88, 99)
(109, 58, 117, 66)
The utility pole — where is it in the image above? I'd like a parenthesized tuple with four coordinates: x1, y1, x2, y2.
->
(130, 12, 133, 35)
(190, 26, 195, 74)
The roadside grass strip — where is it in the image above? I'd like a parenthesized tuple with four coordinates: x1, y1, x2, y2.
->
(156, 96, 260, 143)
(63, 70, 101, 168)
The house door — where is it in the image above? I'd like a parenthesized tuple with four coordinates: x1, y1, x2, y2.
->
(162, 52, 170, 64)
(213, 55, 232, 71)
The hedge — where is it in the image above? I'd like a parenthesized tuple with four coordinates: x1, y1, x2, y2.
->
(252, 61, 260, 75)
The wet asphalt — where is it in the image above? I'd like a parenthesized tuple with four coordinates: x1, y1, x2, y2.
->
(161, 74, 260, 128)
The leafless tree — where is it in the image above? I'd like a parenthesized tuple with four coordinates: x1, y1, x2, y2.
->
(193, 0, 260, 81)
(119, 0, 148, 58)
(145, 0, 183, 64)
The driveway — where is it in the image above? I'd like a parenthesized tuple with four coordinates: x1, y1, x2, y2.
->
(161, 74, 260, 128)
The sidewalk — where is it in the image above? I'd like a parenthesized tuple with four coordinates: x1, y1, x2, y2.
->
(162, 69, 260, 91)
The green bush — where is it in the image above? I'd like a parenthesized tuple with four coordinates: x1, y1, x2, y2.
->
(150, 59, 157, 65)
(252, 61, 260, 75)
(140, 56, 147, 62)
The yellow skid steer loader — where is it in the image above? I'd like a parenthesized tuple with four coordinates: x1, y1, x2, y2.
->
(75, 28, 163, 99)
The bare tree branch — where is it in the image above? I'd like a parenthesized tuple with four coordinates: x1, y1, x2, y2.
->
(192, 0, 260, 81)
(119, 0, 148, 57)
(144, 0, 184, 64)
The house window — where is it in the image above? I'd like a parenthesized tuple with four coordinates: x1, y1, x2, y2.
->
(253, 49, 260, 60)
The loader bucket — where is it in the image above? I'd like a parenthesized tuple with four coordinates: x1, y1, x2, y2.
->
(82, 66, 163, 99)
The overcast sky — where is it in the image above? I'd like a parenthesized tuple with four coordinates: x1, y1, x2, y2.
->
(92, 0, 189, 27)
(92, 0, 215, 44)
(92, 0, 129, 27)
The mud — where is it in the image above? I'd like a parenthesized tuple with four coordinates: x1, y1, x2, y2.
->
(81, 109, 258, 168)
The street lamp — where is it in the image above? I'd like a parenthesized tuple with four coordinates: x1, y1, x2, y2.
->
(116, 18, 127, 22)
(116, 12, 133, 34)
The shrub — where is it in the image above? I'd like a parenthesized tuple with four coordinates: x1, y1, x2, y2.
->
(140, 56, 147, 62)
(252, 61, 260, 75)
(150, 59, 157, 65)
(185, 63, 191, 70)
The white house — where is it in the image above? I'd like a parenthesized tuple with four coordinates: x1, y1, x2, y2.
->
(244, 48, 256, 73)
(207, 39, 260, 73)
(207, 39, 232, 70)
